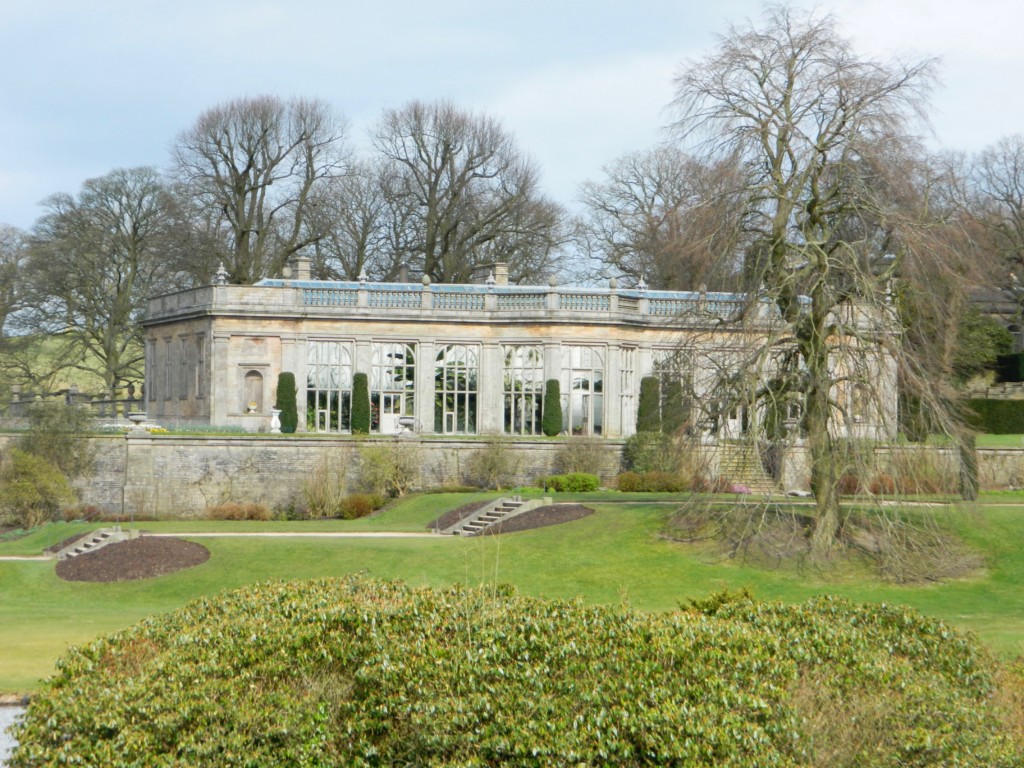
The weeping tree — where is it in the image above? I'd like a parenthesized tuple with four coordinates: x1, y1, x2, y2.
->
(669, 4, 971, 563)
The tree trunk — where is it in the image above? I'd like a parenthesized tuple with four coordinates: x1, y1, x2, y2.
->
(803, 311, 843, 562)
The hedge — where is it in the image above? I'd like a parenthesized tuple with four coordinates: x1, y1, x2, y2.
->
(538, 472, 601, 492)
(964, 398, 1024, 434)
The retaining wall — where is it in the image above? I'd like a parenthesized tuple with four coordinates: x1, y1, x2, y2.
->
(4, 433, 1024, 520)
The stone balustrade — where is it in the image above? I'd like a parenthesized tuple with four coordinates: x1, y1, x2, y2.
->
(147, 279, 778, 329)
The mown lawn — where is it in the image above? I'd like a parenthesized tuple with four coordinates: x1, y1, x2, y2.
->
(2, 492, 1023, 693)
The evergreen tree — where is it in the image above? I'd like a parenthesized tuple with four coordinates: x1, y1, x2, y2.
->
(637, 376, 661, 433)
(352, 372, 370, 434)
(661, 378, 687, 435)
(542, 379, 562, 436)
(275, 372, 298, 434)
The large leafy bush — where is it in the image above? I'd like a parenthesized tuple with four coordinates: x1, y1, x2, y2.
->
(0, 449, 75, 528)
(13, 577, 1020, 767)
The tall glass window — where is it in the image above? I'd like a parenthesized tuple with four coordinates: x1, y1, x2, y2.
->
(371, 342, 416, 433)
(561, 346, 604, 436)
(620, 347, 636, 435)
(306, 341, 354, 432)
(653, 349, 695, 432)
(503, 345, 544, 435)
(435, 345, 478, 433)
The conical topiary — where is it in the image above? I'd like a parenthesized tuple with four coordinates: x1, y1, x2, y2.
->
(352, 372, 370, 434)
(542, 379, 562, 436)
(275, 372, 298, 434)
(637, 376, 661, 433)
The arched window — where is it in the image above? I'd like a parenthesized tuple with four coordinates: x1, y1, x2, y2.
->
(503, 345, 544, 435)
(435, 345, 478, 433)
(306, 341, 354, 432)
(560, 346, 604, 436)
(244, 370, 263, 412)
(371, 342, 416, 433)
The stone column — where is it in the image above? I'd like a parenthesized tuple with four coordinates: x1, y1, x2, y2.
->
(604, 344, 622, 437)
(415, 339, 436, 434)
(211, 332, 232, 425)
(479, 342, 504, 434)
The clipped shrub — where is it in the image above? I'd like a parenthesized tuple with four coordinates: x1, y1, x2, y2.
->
(641, 471, 689, 492)
(465, 441, 520, 490)
(357, 443, 421, 497)
(616, 471, 691, 493)
(274, 372, 298, 433)
(540, 472, 600, 492)
(616, 471, 643, 492)
(542, 378, 562, 436)
(0, 449, 75, 528)
(338, 493, 386, 520)
(636, 376, 661, 432)
(205, 502, 272, 521)
(351, 372, 370, 434)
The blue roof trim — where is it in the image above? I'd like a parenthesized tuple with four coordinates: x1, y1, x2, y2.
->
(253, 278, 755, 301)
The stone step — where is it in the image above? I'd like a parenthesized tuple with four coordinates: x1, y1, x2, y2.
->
(56, 527, 134, 560)
(441, 497, 549, 536)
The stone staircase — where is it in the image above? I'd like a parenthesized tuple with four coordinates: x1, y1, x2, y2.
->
(440, 496, 551, 536)
(55, 527, 134, 560)
(715, 444, 777, 496)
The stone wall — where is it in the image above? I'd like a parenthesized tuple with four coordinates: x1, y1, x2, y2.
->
(72, 434, 627, 519)
(6, 432, 1024, 520)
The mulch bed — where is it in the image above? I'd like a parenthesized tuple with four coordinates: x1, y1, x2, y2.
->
(52, 500, 590, 583)
(429, 501, 594, 536)
(55, 537, 210, 583)
(477, 504, 593, 536)
(427, 500, 494, 531)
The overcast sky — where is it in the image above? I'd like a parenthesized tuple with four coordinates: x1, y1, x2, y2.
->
(2, 0, 1022, 231)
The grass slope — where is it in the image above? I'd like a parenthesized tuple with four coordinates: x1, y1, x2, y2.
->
(1, 493, 1024, 693)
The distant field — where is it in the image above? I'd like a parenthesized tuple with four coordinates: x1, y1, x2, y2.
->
(977, 434, 1024, 448)
(1, 491, 1023, 693)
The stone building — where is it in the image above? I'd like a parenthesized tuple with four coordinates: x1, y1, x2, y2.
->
(141, 259, 896, 440)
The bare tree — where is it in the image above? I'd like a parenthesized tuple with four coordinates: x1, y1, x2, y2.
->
(373, 100, 565, 284)
(305, 159, 406, 281)
(671, 4, 943, 560)
(26, 167, 177, 397)
(971, 135, 1024, 273)
(0, 225, 29, 340)
(577, 146, 747, 289)
(171, 95, 349, 284)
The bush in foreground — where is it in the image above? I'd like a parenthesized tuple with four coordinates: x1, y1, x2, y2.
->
(12, 577, 1021, 767)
